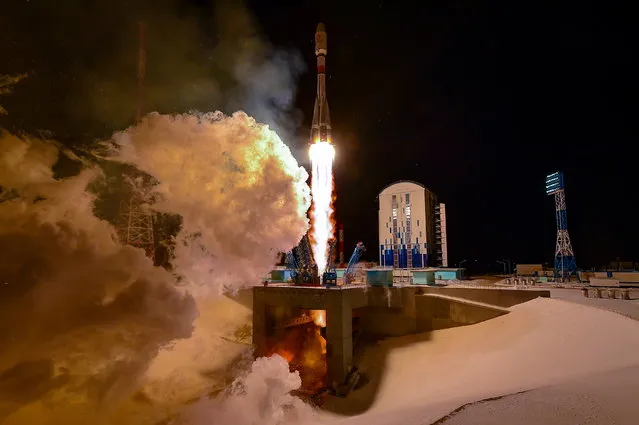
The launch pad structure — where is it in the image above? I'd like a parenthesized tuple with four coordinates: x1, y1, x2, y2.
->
(253, 285, 551, 388)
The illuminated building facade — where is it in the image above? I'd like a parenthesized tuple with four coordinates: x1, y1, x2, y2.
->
(378, 181, 448, 268)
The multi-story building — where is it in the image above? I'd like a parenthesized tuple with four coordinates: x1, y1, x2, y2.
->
(378, 181, 448, 268)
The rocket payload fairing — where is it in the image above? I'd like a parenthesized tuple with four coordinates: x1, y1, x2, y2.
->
(311, 23, 331, 144)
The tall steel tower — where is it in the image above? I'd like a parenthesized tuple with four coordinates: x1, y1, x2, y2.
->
(118, 190, 155, 262)
(545, 172, 577, 280)
(116, 21, 156, 263)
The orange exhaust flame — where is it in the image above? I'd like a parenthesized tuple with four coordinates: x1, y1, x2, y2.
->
(310, 310, 326, 328)
(265, 310, 328, 392)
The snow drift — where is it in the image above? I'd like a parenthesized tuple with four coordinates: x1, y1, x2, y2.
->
(323, 297, 639, 425)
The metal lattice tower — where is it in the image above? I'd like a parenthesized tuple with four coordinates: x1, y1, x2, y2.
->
(115, 21, 155, 263)
(545, 172, 577, 280)
(119, 192, 155, 262)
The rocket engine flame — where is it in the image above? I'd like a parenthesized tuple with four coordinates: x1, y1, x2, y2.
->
(310, 310, 326, 328)
(309, 141, 335, 275)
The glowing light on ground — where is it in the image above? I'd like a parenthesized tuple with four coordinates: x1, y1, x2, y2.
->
(309, 141, 335, 275)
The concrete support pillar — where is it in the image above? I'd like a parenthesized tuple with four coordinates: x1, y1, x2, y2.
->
(252, 296, 268, 358)
(581, 287, 589, 298)
(326, 298, 352, 386)
(622, 289, 631, 300)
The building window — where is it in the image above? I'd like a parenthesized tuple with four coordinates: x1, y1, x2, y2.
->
(420, 231, 422, 237)
(417, 219, 419, 226)
(406, 193, 410, 204)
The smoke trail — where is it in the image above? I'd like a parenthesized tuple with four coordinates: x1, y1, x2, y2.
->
(108, 111, 311, 297)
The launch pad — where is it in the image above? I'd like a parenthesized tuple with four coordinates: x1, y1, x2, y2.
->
(254, 285, 551, 388)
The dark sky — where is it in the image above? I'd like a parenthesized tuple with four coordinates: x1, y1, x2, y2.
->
(1, 0, 636, 268)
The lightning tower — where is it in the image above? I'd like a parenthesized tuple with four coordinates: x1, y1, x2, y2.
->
(545, 172, 577, 281)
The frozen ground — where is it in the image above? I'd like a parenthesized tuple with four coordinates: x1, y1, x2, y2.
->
(320, 297, 639, 425)
(434, 365, 639, 424)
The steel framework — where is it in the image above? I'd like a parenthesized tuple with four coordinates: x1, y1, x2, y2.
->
(118, 193, 155, 262)
(546, 172, 577, 280)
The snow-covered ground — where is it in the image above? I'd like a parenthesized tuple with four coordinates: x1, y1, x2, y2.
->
(434, 365, 639, 424)
(320, 296, 639, 425)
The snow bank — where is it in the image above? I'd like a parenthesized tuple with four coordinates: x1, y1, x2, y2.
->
(325, 298, 639, 425)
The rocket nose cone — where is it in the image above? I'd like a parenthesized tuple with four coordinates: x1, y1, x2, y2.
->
(316, 22, 326, 33)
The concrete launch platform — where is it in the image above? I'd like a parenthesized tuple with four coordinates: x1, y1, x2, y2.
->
(253, 285, 550, 386)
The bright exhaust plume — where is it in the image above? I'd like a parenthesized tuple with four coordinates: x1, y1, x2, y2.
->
(308, 141, 335, 275)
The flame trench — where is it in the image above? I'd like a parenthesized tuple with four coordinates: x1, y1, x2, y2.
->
(309, 141, 335, 275)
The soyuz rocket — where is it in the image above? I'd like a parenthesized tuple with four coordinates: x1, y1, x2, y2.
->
(311, 23, 331, 144)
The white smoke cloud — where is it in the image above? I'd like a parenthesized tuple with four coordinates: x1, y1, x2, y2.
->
(176, 355, 317, 425)
(0, 112, 312, 423)
(0, 132, 197, 424)
(108, 111, 311, 297)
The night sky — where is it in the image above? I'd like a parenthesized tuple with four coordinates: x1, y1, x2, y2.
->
(1, 0, 636, 269)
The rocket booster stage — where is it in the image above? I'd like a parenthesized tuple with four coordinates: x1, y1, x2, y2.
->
(311, 23, 331, 144)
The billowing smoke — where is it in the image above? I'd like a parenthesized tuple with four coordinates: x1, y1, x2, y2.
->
(0, 132, 196, 424)
(108, 111, 310, 297)
(0, 0, 305, 149)
(176, 355, 316, 425)
(0, 114, 310, 423)
(1, 1, 315, 423)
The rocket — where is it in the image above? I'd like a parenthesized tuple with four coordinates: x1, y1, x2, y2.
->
(311, 23, 331, 144)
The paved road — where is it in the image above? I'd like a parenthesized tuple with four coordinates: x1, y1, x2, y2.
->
(549, 288, 639, 321)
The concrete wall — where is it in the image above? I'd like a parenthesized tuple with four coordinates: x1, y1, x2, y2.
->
(415, 294, 508, 331)
(361, 287, 418, 337)
(590, 278, 620, 287)
(594, 272, 639, 283)
(360, 287, 539, 337)
(417, 287, 550, 308)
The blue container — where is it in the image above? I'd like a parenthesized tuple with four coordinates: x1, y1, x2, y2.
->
(412, 270, 435, 285)
(271, 270, 292, 283)
(434, 270, 461, 281)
